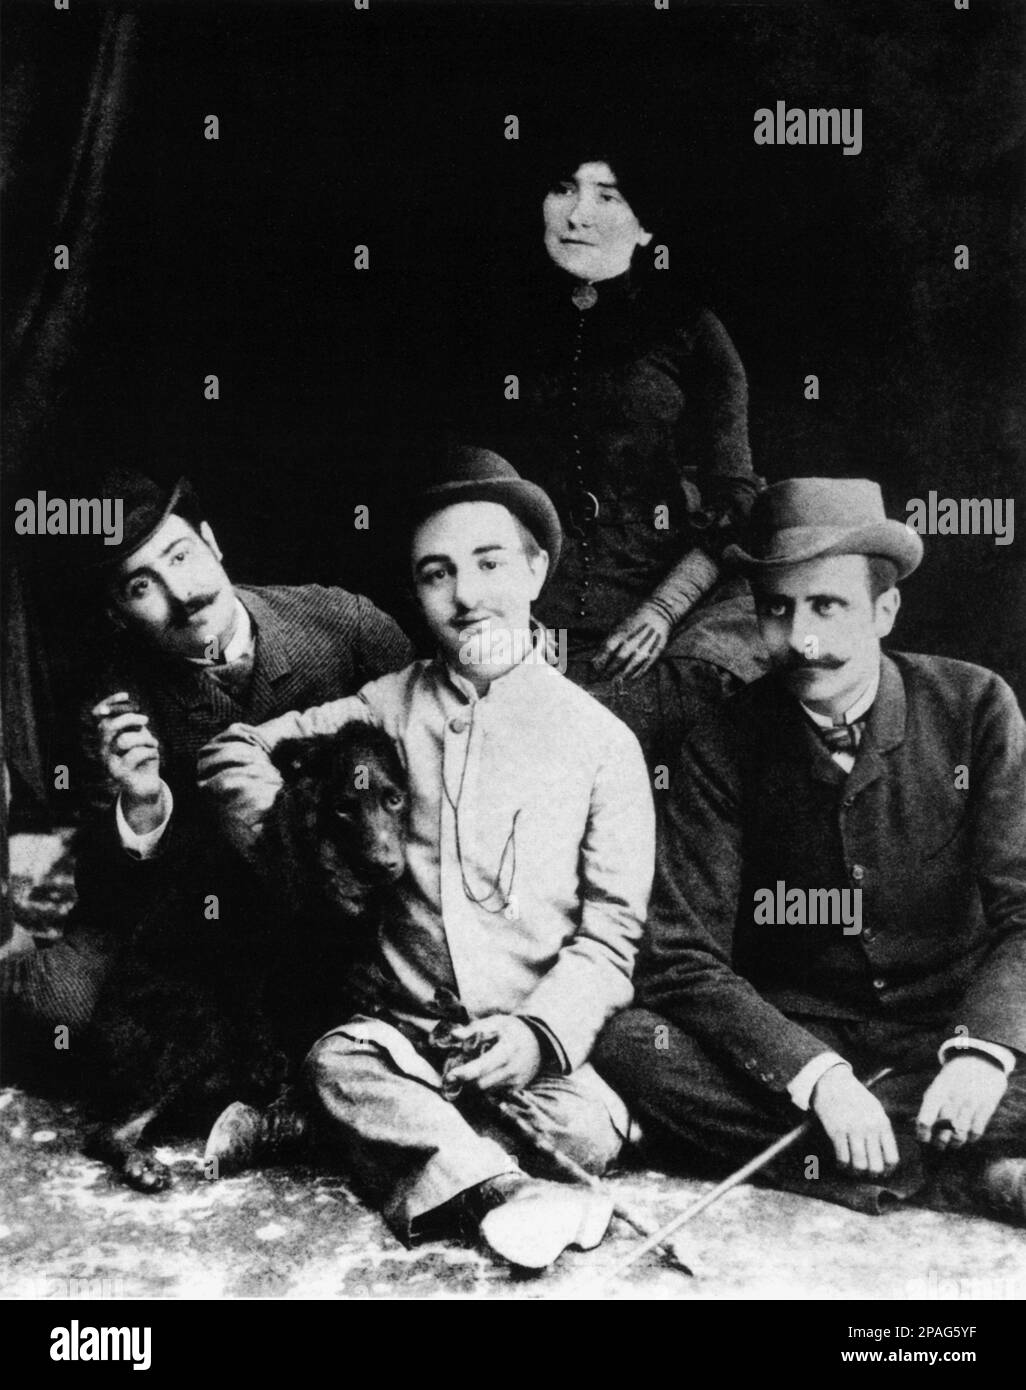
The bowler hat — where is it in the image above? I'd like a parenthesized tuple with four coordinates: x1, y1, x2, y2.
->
(724, 478, 923, 580)
(86, 469, 199, 569)
(410, 447, 563, 573)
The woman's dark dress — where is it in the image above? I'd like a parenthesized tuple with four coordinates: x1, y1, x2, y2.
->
(464, 267, 769, 764)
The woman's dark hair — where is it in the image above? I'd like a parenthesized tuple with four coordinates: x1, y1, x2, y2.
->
(535, 125, 666, 236)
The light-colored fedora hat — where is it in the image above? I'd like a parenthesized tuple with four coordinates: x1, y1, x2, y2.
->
(724, 477, 923, 580)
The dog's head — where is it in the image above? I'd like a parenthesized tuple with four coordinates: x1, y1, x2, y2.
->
(270, 723, 408, 916)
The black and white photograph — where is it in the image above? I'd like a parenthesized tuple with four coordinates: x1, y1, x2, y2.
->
(2, 0, 1024, 1335)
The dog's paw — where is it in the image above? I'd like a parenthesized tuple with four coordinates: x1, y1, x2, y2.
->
(122, 1150, 173, 1194)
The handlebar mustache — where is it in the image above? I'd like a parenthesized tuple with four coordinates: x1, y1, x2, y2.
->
(169, 595, 218, 627)
(778, 652, 846, 672)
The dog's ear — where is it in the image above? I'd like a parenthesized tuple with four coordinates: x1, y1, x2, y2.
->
(352, 726, 408, 792)
(272, 736, 335, 784)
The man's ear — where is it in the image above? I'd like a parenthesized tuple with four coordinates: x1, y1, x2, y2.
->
(636, 226, 654, 249)
(873, 586, 901, 639)
(527, 548, 550, 599)
(199, 521, 223, 562)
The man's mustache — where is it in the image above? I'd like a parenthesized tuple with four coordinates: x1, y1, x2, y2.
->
(776, 650, 847, 673)
(168, 594, 218, 628)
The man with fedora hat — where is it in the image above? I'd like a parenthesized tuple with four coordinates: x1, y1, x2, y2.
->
(1, 467, 412, 1059)
(198, 446, 655, 1268)
(596, 477, 1026, 1224)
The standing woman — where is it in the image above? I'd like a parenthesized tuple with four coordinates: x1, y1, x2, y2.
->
(468, 138, 768, 765)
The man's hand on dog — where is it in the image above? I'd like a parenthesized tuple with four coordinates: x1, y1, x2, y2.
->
(916, 1053, 1008, 1151)
(445, 1015, 543, 1093)
(92, 692, 165, 833)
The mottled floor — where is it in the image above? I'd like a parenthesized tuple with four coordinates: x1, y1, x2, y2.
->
(3, 832, 1024, 1301)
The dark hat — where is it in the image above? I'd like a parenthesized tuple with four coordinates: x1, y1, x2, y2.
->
(87, 470, 200, 569)
(410, 447, 563, 573)
(724, 478, 923, 580)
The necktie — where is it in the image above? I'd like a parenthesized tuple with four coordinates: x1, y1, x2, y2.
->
(204, 652, 255, 701)
(817, 719, 865, 755)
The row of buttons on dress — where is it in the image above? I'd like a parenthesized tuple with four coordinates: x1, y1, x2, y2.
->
(570, 301, 592, 622)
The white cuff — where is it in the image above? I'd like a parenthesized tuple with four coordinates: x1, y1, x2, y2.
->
(116, 782, 173, 859)
(938, 1036, 1017, 1076)
(788, 1052, 852, 1111)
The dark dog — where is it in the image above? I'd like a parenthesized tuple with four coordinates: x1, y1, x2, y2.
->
(84, 721, 408, 1192)
(264, 722, 407, 918)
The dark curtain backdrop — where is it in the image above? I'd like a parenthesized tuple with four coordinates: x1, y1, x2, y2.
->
(3, 0, 1025, 838)
(2, 4, 138, 947)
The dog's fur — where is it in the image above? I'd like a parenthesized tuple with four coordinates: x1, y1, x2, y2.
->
(264, 722, 407, 920)
(84, 721, 408, 1192)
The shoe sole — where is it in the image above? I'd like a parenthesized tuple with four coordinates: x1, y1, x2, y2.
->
(480, 1189, 613, 1269)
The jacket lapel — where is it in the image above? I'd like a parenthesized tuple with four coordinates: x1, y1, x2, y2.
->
(765, 682, 848, 789)
(151, 652, 221, 715)
(767, 655, 907, 794)
(844, 654, 906, 798)
(236, 587, 297, 723)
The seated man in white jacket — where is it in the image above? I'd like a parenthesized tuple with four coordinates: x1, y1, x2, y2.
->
(198, 448, 655, 1271)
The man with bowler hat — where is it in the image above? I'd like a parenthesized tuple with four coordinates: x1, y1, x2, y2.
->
(596, 477, 1026, 1225)
(198, 447, 655, 1269)
(1, 468, 413, 1064)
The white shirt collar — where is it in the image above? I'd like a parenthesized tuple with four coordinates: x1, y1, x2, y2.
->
(800, 664, 880, 729)
(441, 625, 552, 705)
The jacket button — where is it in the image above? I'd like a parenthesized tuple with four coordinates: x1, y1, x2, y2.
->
(842, 796, 855, 808)
(872, 976, 886, 990)
(449, 717, 468, 734)
(862, 927, 875, 943)
(851, 864, 865, 882)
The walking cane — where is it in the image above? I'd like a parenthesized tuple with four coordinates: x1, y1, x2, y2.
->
(430, 1006, 697, 1275)
(491, 1092, 697, 1275)
(610, 1064, 895, 1280)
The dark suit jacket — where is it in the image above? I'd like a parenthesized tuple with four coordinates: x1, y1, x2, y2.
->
(74, 584, 413, 937)
(639, 651, 1026, 1093)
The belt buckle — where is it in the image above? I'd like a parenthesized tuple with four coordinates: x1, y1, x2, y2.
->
(567, 490, 600, 532)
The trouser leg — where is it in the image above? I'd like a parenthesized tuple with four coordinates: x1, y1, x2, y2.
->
(595, 1007, 806, 1163)
(304, 1026, 519, 1242)
(476, 1063, 629, 1178)
(0, 926, 114, 1030)
(0, 926, 115, 1086)
(594, 1008, 930, 1213)
(305, 1025, 630, 1243)
(596, 1008, 1026, 1216)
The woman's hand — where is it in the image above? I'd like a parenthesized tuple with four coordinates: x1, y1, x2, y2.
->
(592, 603, 673, 681)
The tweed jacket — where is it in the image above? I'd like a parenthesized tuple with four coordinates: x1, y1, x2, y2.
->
(199, 654, 656, 1071)
(638, 651, 1026, 1092)
(74, 584, 413, 933)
